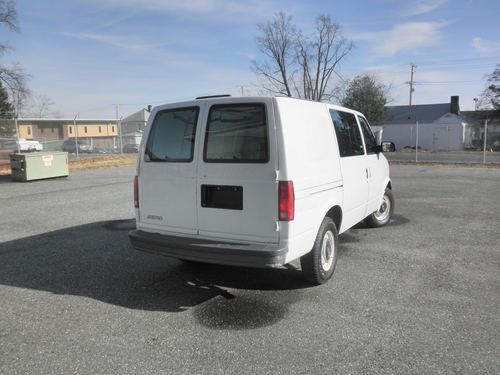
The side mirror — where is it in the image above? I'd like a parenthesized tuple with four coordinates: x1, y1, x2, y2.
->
(381, 141, 396, 152)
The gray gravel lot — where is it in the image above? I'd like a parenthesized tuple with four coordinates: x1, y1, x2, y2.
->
(0, 165, 499, 374)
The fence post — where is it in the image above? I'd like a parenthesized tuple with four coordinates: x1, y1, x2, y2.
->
(74, 115, 79, 159)
(14, 116, 20, 153)
(119, 117, 123, 155)
(483, 119, 488, 165)
(415, 120, 419, 163)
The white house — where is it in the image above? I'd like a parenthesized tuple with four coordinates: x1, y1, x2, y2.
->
(121, 107, 151, 134)
(380, 96, 465, 151)
(121, 106, 151, 146)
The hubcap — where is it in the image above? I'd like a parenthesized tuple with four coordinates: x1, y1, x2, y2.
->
(374, 194, 391, 222)
(320, 230, 335, 271)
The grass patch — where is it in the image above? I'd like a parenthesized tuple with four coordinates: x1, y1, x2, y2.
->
(0, 155, 137, 176)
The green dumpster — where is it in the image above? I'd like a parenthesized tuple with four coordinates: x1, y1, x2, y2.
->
(10, 152, 69, 182)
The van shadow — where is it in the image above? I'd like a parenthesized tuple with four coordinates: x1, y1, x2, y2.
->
(0, 220, 311, 316)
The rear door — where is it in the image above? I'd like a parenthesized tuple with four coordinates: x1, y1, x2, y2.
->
(139, 104, 203, 235)
(196, 99, 279, 243)
(329, 109, 369, 231)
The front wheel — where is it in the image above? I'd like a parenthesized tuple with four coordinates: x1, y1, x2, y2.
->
(300, 217, 339, 285)
(364, 188, 394, 228)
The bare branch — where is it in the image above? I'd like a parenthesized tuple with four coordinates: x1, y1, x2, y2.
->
(253, 12, 298, 97)
(0, 0, 19, 32)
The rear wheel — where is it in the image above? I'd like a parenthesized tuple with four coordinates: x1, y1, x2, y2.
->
(364, 188, 394, 228)
(300, 217, 338, 285)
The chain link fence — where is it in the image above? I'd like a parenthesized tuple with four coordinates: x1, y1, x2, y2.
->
(0, 117, 147, 165)
(376, 116, 500, 165)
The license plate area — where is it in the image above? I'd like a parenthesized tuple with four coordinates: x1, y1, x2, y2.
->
(201, 185, 243, 210)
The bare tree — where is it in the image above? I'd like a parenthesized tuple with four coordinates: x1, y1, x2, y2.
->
(0, 0, 28, 113)
(253, 12, 353, 102)
(479, 64, 500, 115)
(252, 12, 298, 97)
(296, 16, 353, 101)
(21, 93, 61, 118)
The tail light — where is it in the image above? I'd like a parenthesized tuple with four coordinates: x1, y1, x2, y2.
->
(279, 181, 294, 221)
(134, 176, 139, 208)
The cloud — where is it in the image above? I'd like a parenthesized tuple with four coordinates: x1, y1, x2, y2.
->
(88, 0, 272, 18)
(402, 0, 448, 17)
(472, 37, 500, 54)
(61, 32, 171, 52)
(354, 22, 446, 57)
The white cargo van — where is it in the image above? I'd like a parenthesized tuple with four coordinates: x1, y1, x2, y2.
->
(129, 96, 395, 284)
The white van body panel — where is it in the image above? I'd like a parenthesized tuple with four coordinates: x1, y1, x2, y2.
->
(136, 101, 205, 236)
(274, 98, 343, 261)
(196, 97, 279, 243)
(132, 96, 392, 268)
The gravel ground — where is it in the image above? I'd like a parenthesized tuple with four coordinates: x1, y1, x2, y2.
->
(0, 165, 499, 374)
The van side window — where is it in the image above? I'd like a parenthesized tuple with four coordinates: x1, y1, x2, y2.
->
(329, 110, 364, 157)
(204, 103, 268, 163)
(145, 107, 199, 162)
(357, 116, 378, 154)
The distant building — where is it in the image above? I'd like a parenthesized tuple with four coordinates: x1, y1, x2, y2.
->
(15, 106, 152, 151)
(121, 108, 150, 134)
(17, 118, 119, 151)
(380, 96, 465, 151)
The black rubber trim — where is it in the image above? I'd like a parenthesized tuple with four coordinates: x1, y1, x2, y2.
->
(129, 230, 286, 268)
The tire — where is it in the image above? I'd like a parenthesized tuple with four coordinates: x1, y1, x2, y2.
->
(364, 188, 394, 228)
(300, 217, 339, 285)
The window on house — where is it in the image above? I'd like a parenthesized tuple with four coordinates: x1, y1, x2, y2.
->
(329, 110, 364, 157)
(84, 126, 88, 133)
(99, 126, 102, 133)
(27, 128, 31, 136)
(51, 128, 54, 133)
(41, 128, 44, 134)
(112, 126, 115, 132)
(69, 127, 73, 134)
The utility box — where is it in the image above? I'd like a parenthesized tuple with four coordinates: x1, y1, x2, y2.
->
(10, 152, 69, 182)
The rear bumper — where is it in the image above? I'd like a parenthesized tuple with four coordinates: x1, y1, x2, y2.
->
(129, 230, 287, 268)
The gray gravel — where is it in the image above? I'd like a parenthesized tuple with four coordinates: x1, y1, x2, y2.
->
(0, 165, 499, 374)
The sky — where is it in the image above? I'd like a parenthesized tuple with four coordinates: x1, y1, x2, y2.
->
(1, 0, 499, 118)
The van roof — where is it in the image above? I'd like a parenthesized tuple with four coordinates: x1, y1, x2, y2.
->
(153, 96, 365, 118)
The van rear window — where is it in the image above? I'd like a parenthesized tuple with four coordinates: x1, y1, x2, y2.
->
(204, 104, 268, 163)
(145, 107, 199, 162)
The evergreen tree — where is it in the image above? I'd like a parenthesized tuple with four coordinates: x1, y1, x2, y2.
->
(341, 75, 390, 125)
(0, 81, 15, 136)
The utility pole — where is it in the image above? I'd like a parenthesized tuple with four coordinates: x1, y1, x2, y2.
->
(241, 86, 244, 97)
(405, 63, 417, 119)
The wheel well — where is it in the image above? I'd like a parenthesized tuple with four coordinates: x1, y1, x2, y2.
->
(325, 206, 342, 231)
